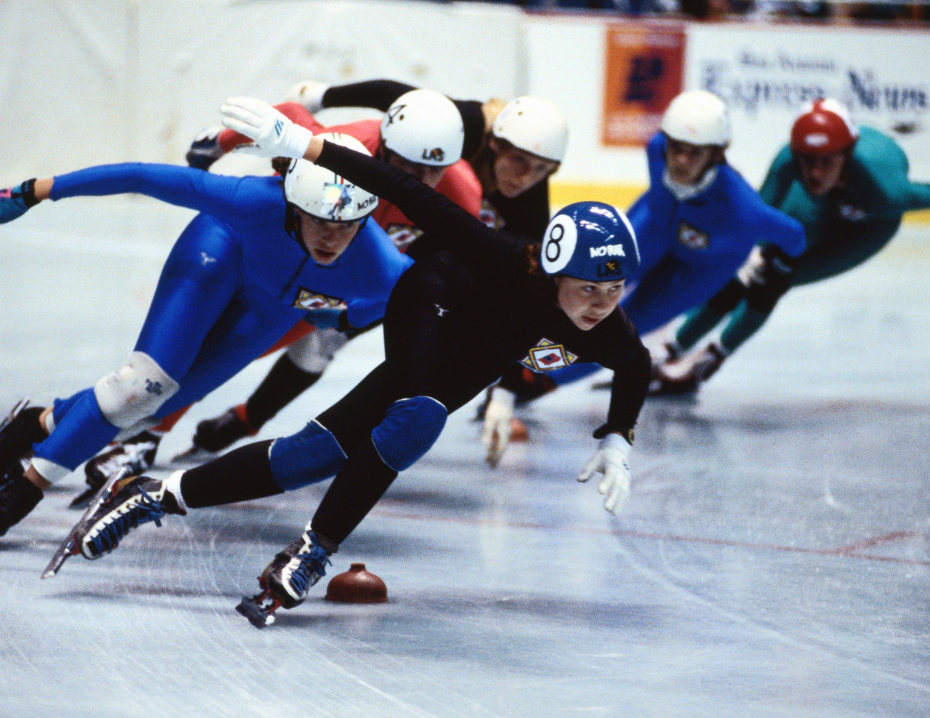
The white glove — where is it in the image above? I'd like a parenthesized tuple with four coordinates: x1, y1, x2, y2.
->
(285, 80, 330, 113)
(577, 433, 632, 515)
(220, 97, 313, 159)
(481, 387, 516, 467)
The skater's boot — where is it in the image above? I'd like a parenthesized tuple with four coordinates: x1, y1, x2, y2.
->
(75, 475, 185, 559)
(650, 342, 727, 396)
(0, 399, 47, 476)
(194, 405, 254, 453)
(78, 431, 162, 507)
(184, 127, 224, 170)
(0, 458, 43, 537)
(261, 523, 333, 609)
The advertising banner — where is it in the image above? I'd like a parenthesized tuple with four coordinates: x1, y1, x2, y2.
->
(686, 24, 930, 181)
(601, 22, 686, 147)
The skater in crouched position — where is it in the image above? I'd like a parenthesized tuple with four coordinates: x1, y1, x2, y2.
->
(177, 78, 568, 463)
(68, 98, 651, 620)
(480, 90, 806, 458)
(0, 134, 411, 537)
(80, 87, 480, 485)
(652, 98, 930, 393)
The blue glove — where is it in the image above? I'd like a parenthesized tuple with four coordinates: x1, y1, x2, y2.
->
(0, 179, 39, 224)
(301, 307, 347, 330)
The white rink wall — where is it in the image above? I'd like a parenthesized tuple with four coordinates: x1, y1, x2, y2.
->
(2, 0, 929, 201)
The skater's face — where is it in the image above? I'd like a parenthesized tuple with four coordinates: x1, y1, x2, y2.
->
(385, 150, 447, 188)
(797, 151, 846, 196)
(297, 212, 363, 264)
(664, 137, 719, 185)
(490, 137, 560, 198)
(554, 276, 625, 331)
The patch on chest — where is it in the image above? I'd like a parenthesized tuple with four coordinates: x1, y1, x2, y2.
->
(479, 199, 505, 230)
(520, 338, 578, 372)
(838, 204, 868, 221)
(293, 288, 344, 311)
(677, 221, 710, 250)
(386, 223, 423, 251)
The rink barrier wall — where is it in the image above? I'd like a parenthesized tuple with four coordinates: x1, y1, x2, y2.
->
(1, 1, 927, 195)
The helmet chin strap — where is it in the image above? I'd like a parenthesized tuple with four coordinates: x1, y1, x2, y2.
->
(662, 164, 719, 202)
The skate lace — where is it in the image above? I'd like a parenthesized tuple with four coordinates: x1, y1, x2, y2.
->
(88, 488, 166, 556)
(288, 545, 332, 597)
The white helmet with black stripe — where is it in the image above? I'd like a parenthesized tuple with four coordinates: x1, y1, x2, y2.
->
(380, 89, 464, 167)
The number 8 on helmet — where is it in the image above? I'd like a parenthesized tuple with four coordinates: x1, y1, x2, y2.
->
(541, 201, 640, 282)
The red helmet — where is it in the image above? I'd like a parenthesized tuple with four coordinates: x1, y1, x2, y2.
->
(790, 99, 859, 155)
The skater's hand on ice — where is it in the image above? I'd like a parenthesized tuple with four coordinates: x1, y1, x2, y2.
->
(0, 179, 40, 224)
(577, 433, 632, 515)
(220, 97, 313, 159)
(481, 387, 515, 467)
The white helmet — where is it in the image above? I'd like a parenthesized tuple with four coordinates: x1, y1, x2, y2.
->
(283, 133, 378, 222)
(660, 90, 731, 148)
(380, 89, 464, 167)
(492, 96, 568, 163)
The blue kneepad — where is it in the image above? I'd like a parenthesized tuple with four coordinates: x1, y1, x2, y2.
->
(269, 420, 347, 491)
(371, 396, 447, 472)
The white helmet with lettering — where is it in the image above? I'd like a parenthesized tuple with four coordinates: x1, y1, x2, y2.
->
(492, 96, 569, 163)
(660, 90, 731, 148)
(380, 89, 464, 167)
(283, 133, 378, 222)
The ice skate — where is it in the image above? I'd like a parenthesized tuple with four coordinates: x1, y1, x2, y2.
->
(172, 406, 252, 463)
(42, 468, 129, 578)
(0, 457, 44, 538)
(74, 431, 161, 508)
(236, 523, 332, 628)
(0, 398, 47, 476)
(649, 343, 726, 397)
(61, 474, 184, 568)
(185, 126, 224, 171)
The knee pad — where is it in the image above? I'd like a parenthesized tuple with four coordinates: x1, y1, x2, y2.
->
(93, 352, 180, 429)
(269, 420, 348, 490)
(286, 328, 350, 374)
(371, 396, 447, 472)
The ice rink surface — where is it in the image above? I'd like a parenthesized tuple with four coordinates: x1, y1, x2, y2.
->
(1, 197, 929, 717)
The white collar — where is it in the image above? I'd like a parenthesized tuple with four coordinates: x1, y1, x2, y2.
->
(662, 164, 719, 201)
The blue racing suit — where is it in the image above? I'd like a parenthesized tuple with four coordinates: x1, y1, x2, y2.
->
(32, 163, 412, 477)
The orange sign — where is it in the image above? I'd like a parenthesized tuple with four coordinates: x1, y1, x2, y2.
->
(602, 23, 685, 147)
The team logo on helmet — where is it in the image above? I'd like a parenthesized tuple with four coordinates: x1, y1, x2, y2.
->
(677, 221, 709, 250)
(384, 103, 406, 126)
(422, 147, 445, 163)
(519, 338, 578, 372)
(597, 260, 626, 278)
(293, 289, 344, 311)
(319, 181, 355, 221)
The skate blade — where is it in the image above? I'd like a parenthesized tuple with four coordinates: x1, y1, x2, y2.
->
(41, 467, 130, 579)
(235, 592, 280, 629)
(0, 398, 30, 434)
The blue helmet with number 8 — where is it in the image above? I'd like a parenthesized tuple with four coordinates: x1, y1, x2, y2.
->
(540, 202, 640, 282)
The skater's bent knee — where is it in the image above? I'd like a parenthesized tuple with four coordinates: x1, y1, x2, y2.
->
(371, 396, 447, 472)
(269, 420, 348, 490)
(94, 352, 180, 429)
